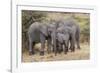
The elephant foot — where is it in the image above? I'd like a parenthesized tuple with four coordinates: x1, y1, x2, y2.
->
(69, 46, 75, 52)
(29, 51, 34, 55)
(40, 51, 44, 56)
(64, 49, 68, 54)
(71, 48, 75, 52)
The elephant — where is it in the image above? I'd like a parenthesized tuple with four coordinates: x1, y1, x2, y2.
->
(48, 18, 80, 55)
(56, 18, 81, 50)
(28, 22, 53, 55)
(56, 32, 69, 54)
(46, 23, 58, 55)
(27, 18, 80, 56)
(56, 26, 75, 54)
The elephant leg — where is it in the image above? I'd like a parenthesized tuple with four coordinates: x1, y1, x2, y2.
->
(67, 38, 70, 52)
(72, 40, 75, 52)
(52, 39, 57, 53)
(76, 39, 81, 49)
(52, 45, 55, 52)
(28, 34, 35, 55)
(52, 34, 57, 56)
(40, 42, 45, 56)
(64, 45, 68, 54)
(64, 41, 69, 54)
(54, 39, 57, 56)
(69, 40, 74, 52)
(61, 45, 63, 53)
(40, 33, 46, 56)
(47, 38, 52, 54)
(58, 42, 62, 54)
(51, 44, 54, 52)
(70, 35, 75, 52)
(76, 33, 81, 49)
(29, 40, 34, 55)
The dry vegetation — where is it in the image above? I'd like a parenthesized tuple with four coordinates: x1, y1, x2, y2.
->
(22, 43, 90, 62)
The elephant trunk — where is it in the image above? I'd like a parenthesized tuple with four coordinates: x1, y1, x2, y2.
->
(52, 28, 57, 56)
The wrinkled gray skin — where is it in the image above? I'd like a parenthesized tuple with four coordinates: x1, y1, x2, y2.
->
(56, 26, 73, 54)
(47, 23, 57, 55)
(28, 18, 80, 56)
(57, 19, 81, 51)
(28, 22, 52, 55)
(47, 19, 80, 55)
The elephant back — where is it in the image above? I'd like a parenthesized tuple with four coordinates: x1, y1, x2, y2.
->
(60, 18, 76, 27)
(28, 22, 42, 42)
(28, 22, 41, 34)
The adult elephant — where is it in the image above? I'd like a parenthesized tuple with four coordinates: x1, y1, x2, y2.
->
(28, 22, 52, 56)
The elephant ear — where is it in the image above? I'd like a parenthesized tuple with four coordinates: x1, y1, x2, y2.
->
(40, 25, 48, 36)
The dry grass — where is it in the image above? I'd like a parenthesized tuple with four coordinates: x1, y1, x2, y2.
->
(22, 43, 90, 62)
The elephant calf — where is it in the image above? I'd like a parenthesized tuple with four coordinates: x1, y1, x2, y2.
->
(56, 26, 74, 54)
(56, 33, 69, 54)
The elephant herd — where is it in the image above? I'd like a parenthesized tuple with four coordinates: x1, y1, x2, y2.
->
(28, 18, 81, 56)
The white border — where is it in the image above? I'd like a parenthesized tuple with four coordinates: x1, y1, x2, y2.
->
(12, 4, 97, 73)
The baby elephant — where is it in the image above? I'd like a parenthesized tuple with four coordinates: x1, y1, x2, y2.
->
(56, 33, 69, 54)
(56, 26, 73, 54)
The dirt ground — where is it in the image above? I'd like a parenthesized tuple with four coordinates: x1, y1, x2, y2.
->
(22, 43, 90, 62)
